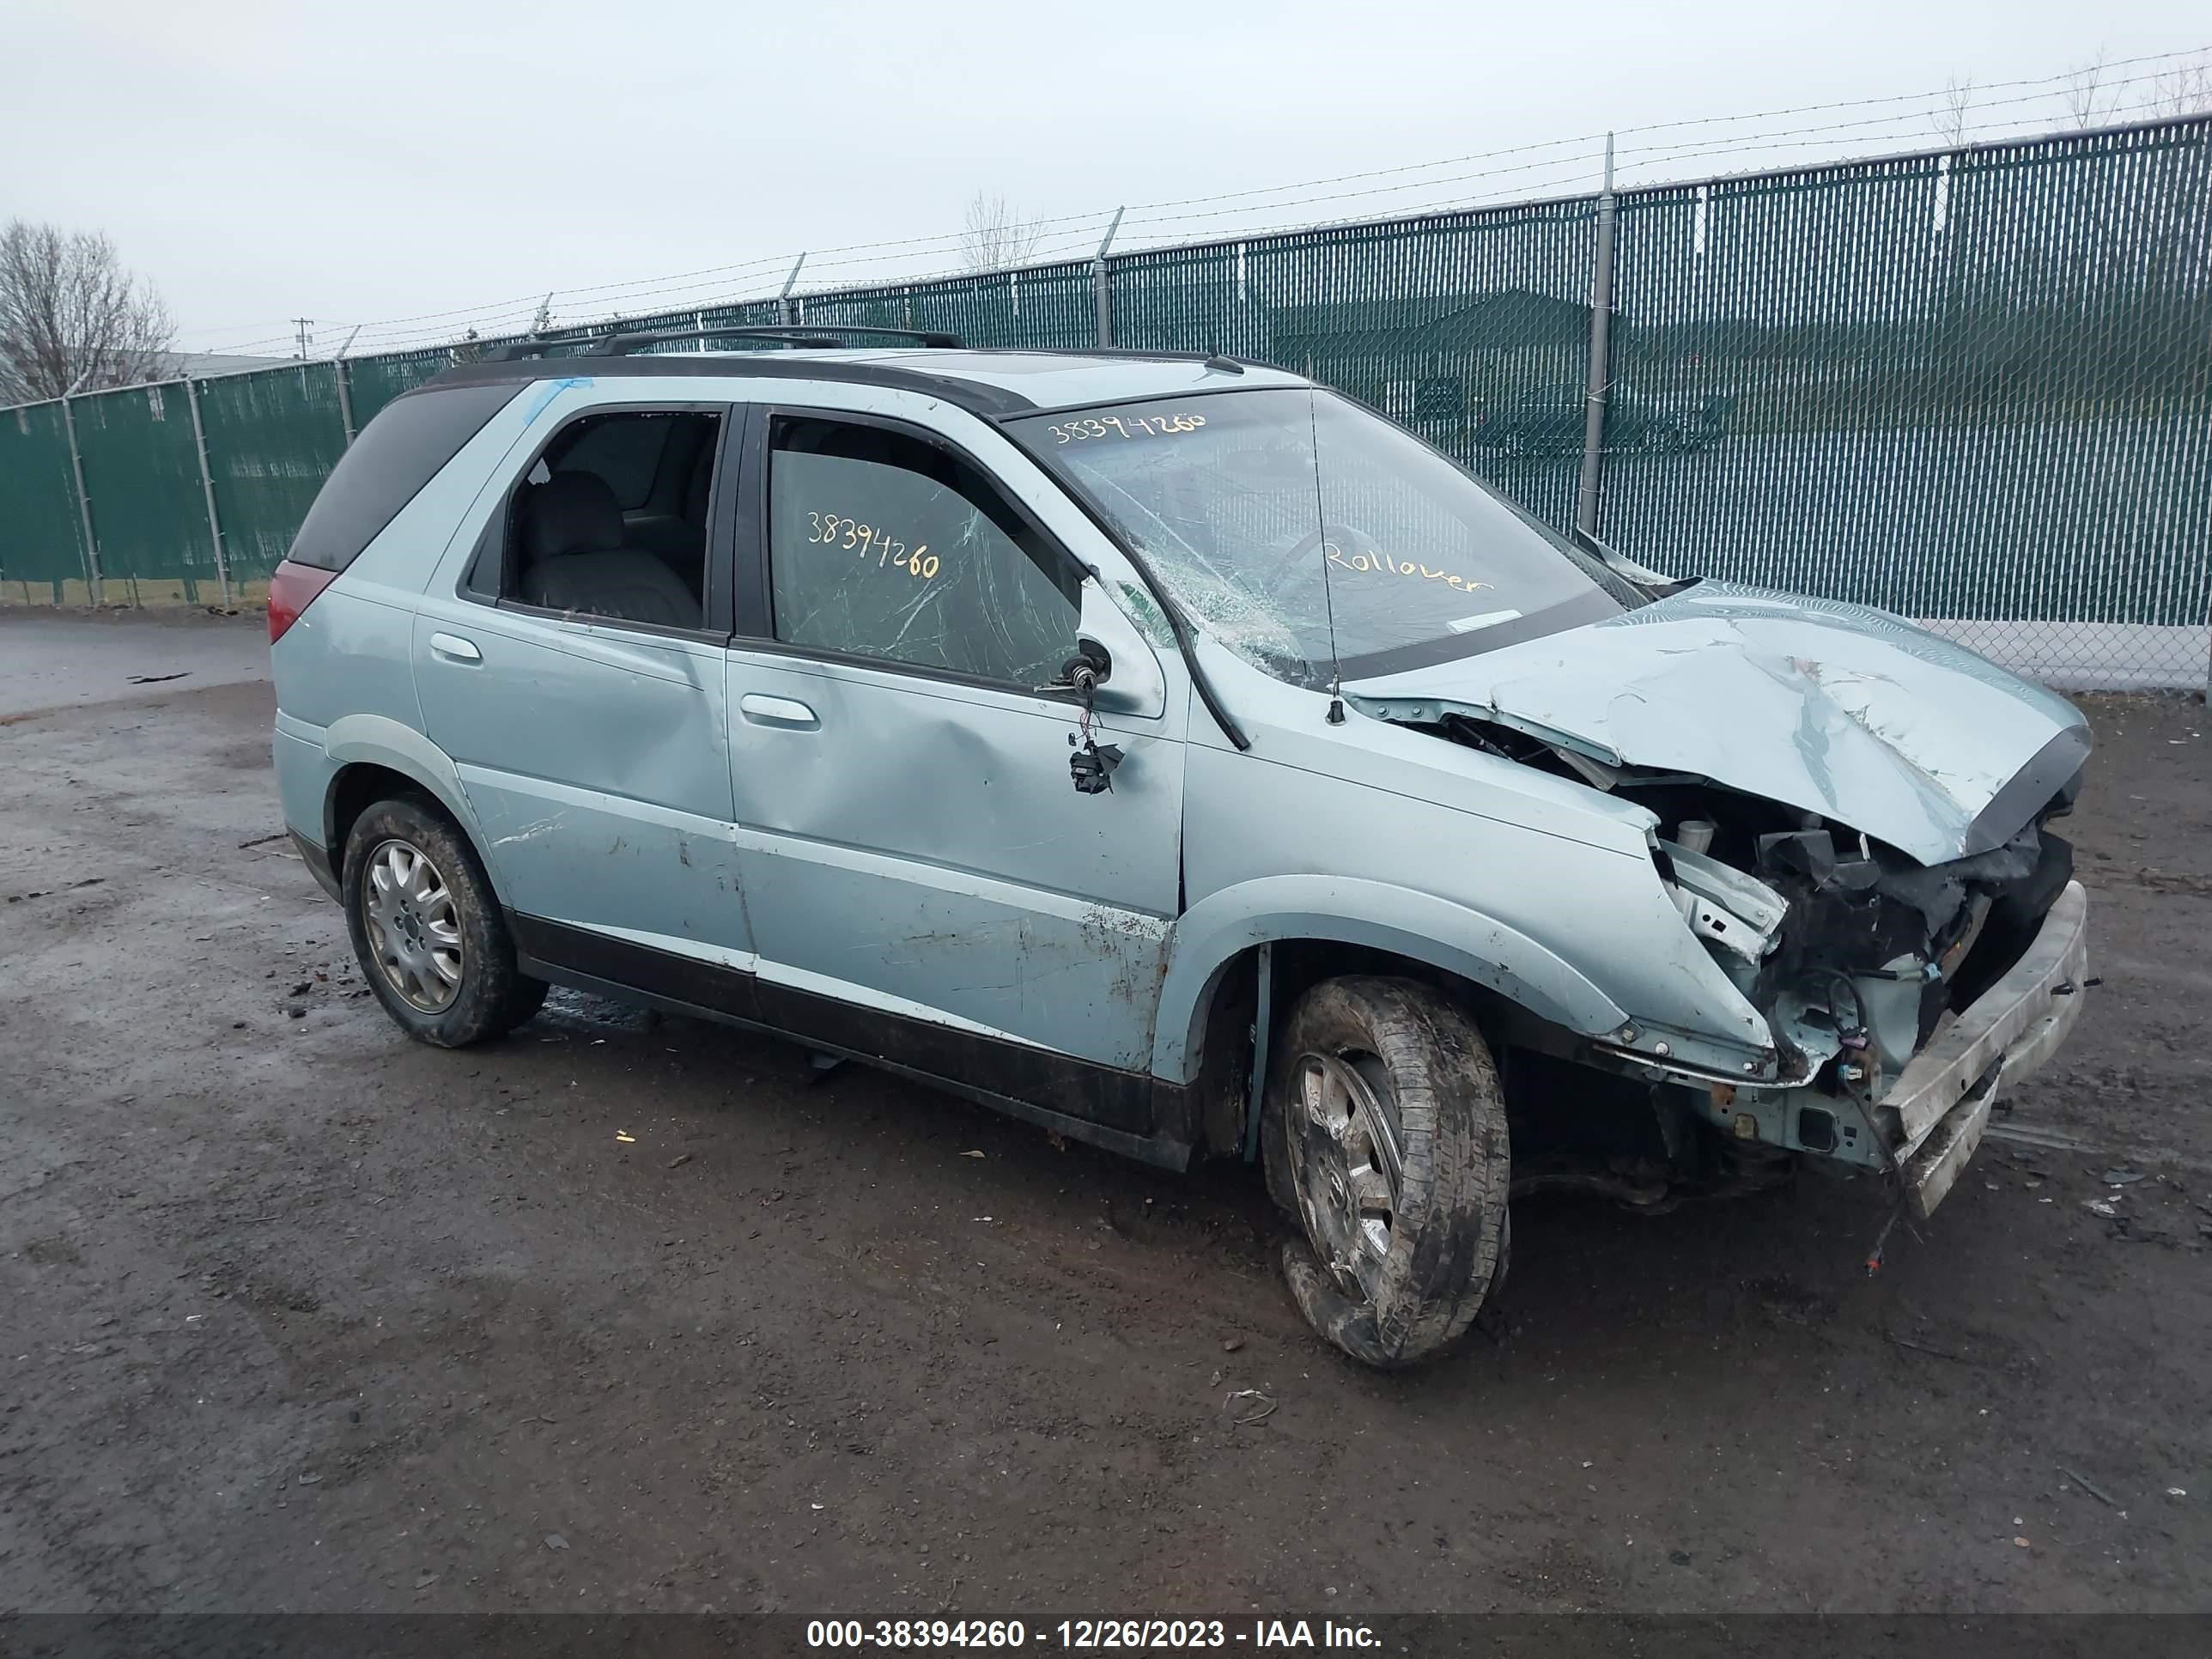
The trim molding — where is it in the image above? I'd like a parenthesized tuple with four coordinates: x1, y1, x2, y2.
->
(507, 912, 1188, 1167)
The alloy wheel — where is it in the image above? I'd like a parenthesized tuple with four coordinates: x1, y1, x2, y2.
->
(362, 837, 464, 1013)
(1285, 1050, 1405, 1304)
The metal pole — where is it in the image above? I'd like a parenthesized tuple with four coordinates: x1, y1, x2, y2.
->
(1092, 206, 1126, 347)
(1575, 133, 1618, 541)
(334, 359, 356, 445)
(333, 325, 362, 445)
(58, 393, 101, 603)
(184, 377, 230, 608)
(779, 253, 807, 326)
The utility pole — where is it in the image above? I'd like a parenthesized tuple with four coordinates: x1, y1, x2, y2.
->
(291, 318, 316, 359)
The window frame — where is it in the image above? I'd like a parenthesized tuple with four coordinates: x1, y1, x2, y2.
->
(460, 398, 744, 643)
(735, 404, 1091, 696)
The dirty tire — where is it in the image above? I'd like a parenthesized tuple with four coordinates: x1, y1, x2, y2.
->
(1263, 976, 1510, 1370)
(342, 795, 544, 1048)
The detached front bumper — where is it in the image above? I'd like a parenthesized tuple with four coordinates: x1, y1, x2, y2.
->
(1887, 880, 2090, 1219)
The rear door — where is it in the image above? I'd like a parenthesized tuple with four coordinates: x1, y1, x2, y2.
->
(720, 396, 1186, 1121)
(412, 392, 754, 970)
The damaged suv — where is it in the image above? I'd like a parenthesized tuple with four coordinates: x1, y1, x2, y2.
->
(269, 328, 2091, 1368)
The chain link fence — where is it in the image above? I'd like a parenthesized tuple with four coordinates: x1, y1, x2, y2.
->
(3, 117, 2206, 689)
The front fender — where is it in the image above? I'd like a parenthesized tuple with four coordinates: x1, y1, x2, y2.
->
(1149, 874, 1631, 1082)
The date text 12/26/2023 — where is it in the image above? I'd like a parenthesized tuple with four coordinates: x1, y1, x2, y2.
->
(805, 1620, 1383, 1649)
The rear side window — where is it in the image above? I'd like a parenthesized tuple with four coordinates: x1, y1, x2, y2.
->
(286, 382, 520, 571)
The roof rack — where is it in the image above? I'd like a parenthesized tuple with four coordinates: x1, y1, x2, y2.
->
(479, 337, 606, 362)
(592, 323, 964, 356)
(481, 323, 964, 363)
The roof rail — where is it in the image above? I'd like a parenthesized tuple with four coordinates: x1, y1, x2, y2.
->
(585, 323, 965, 356)
(479, 337, 611, 362)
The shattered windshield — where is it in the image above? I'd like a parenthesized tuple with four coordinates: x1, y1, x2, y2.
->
(1012, 388, 1636, 688)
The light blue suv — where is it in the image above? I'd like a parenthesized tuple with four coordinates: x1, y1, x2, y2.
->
(270, 325, 2091, 1367)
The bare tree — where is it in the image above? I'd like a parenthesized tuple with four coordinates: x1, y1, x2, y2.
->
(1932, 76, 1974, 146)
(2138, 52, 2212, 118)
(0, 221, 175, 403)
(2061, 52, 2127, 130)
(960, 191, 1044, 273)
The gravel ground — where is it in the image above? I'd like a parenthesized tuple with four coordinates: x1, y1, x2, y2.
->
(3, 611, 2208, 1617)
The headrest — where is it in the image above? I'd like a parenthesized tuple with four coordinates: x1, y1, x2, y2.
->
(520, 471, 623, 562)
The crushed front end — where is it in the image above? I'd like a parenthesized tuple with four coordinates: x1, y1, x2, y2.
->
(1348, 583, 2099, 1216)
(1625, 785, 2091, 1216)
(1373, 696, 2093, 1216)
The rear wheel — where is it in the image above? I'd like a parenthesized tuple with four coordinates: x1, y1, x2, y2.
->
(1264, 976, 1510, 1369)
(342, 796, 545, 1047)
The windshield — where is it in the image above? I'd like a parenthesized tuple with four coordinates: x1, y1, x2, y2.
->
(1012, 387, 1637, 688)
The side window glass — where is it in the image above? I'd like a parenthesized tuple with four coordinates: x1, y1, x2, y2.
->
(501, 410, 717, 630)
(767, 419, 1079, 686)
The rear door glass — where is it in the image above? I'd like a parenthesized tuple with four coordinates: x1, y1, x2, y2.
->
(288, 382, 520, 571)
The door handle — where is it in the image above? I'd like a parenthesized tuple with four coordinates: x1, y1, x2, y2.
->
(738, 693, 819, 730)
(428, 631, 482, 664)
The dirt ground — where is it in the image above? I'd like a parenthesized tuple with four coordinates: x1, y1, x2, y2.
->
(3, 611, 2208, 1618)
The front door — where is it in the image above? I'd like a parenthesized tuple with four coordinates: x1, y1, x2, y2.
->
(720, 403, 1185, 1126)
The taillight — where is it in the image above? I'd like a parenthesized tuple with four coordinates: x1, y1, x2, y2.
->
(268, 559, 338, 643)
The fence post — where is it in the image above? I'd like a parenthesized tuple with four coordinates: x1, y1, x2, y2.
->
(780, 253, 807, 326)
(1575, 133, 1619, 540)
(58, 392, 102, 604)
(1092, 206, 1126, 347)
(183, 377, 230, 609)
(331, 325, 363, 446)
(334, 359, 356, 444)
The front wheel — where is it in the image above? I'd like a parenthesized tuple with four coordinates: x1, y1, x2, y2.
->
(1263, 976, 1510, 1369)
(342, 796, 546, 1047)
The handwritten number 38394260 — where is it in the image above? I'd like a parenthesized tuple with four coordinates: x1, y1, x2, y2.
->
(807, 512, 939, 580)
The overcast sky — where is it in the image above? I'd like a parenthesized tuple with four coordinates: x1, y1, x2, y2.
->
(3, 0, 2205, 356)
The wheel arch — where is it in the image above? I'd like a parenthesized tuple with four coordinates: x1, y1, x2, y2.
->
(1152, 876, 1630, 1092)
(322, 715, 489, 883)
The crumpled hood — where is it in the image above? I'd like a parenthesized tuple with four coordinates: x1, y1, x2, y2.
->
(1345, 581, 2091, 866)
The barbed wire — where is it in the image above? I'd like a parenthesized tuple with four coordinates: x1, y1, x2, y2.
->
(184, 47, 2212, 357)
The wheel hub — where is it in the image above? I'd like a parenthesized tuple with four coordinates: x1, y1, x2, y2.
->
(362, 837, 464, 1014)
(1286, 1051, 1405, 1305)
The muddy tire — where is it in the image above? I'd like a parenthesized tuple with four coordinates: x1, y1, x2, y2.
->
(1263, 976, 1510, 1369)
(342, 795, 545, 1048)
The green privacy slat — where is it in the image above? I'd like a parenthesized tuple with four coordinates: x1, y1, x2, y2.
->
(343, 351, 459, 427)
(196, 362, 349, 583)
(70, 383, 217, 600)
(1108, 200, 1604, 533)
(0, 400, 89, 599)
(1600, 122, 2212, 650)
(800, 263, 1099, 350)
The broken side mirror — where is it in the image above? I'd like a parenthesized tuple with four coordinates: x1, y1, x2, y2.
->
(1048, 578, 1164, 795)
(1070, 576, 1165, 719)
(1043, 640, 1112, 702)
